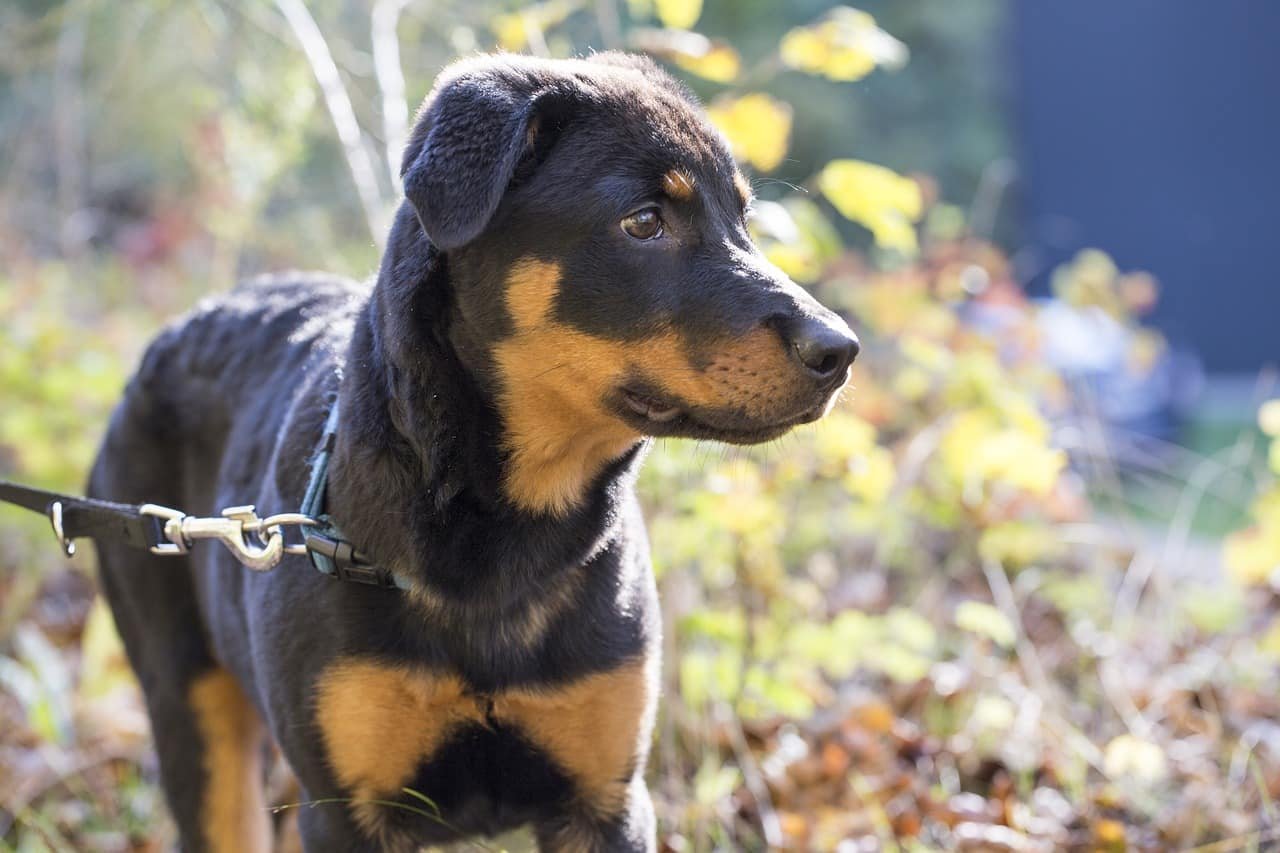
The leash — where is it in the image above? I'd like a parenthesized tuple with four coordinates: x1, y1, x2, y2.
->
(0, 402, 405, 589)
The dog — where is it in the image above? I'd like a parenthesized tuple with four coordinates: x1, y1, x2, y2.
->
(89, 52, 858, 852)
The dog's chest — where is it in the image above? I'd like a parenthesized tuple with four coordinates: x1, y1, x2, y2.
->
(314, 657, 651, 821)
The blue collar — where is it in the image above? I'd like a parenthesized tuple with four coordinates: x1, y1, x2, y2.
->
(300, 402, 411, 590)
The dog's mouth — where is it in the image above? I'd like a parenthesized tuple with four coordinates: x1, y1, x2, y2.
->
(617, 385, 830, 445)
(621, 389, 683, 423)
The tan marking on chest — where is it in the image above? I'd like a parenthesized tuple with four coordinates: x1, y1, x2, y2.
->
(189, 668, 271, 853)
(494, 659, 656, 817)
(314, 657, 655, 821)
(315, 661, 483, 802)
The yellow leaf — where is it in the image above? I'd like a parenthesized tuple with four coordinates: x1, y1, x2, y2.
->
(707, 93, 792, 172)
(817, 159, 923, 254)
(971, 694, 1015, 730)
(655, 0, 701, 30)
(491, 0, 578, 51)
(1259, 399, 1280, 437)
(765, 244, 816, 281)
(813, 411, 878, 463)
(1224, 524, 1280, 586)
(751, 198, 843, 283)
(955, 600, 1016, 648)
(1103, 734, 1167, 784)
(780, 7, 907, 83)
(978, 521, 1063, 567)
(634, 28, 741, 83)
(671, 40, 740, 83)
(846, 446, 895, 504)
(1260, 618, 1280, 658)
(939, 409, 1066, 499)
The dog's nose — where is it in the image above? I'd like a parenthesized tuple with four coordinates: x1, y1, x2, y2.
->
(785, 316, 859, 382)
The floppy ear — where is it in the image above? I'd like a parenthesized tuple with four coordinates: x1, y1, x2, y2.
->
(401, 59, 568, 250)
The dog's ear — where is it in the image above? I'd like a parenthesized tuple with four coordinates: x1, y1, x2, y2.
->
(401, 59, 575, 250)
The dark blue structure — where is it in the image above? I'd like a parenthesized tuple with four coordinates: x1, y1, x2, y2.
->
(1013, 1, 1280, 374)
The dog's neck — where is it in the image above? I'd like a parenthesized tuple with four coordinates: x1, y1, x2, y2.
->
(326, 204, 643, 607)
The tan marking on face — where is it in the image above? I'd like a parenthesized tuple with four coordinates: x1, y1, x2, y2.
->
(662, 168, 696, 201)
(496, 260, 642, 516)
(494, 657, 657, 819)
(506, 256, 561, 334)
(314, 657, 655, 835)
(189, 669, 271, 853)
(496, 261, 802, 515)
(733, 172, 753, 208)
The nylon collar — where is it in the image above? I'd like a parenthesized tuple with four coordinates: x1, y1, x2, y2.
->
(300, 402, 410, 590)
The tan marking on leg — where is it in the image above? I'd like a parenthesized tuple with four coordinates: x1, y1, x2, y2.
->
(662, 169, 696, 202)
(189, 669, 271, 853)
(275, 809, 303, 853)
(493, 656, 657, 819)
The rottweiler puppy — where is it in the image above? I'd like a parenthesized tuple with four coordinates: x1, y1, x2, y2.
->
(90, 53, 858, 852)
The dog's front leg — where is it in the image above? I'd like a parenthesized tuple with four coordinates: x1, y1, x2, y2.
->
(536, 776, 655, 853)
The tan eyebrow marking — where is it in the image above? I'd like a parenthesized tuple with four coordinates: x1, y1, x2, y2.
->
(662, 169, 696, 202)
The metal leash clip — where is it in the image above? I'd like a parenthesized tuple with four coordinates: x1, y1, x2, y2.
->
(140, 504, 317, 571)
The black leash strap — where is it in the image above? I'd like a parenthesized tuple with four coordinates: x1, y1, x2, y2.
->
(0, 480, 169, 555)
(0, 403, 403, 588)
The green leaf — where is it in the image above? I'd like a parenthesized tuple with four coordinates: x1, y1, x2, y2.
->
(955, 601, 1016, 649)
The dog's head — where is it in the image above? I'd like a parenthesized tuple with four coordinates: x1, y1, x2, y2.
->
(400, 53, 858, 513)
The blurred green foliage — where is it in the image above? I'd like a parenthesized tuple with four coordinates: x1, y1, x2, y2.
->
(1, 1, 1278, 851)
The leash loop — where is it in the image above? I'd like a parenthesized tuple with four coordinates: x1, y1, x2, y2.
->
(48, 501, 74, 557)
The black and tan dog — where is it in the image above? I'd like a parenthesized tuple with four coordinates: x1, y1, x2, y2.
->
(89, 53, 857, 851)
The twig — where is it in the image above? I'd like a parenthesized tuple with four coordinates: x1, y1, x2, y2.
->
(966, 157, 1015, 243)
(521, 10, 551, 58)
(1186, 824, 1280, 853)
(53, 0, 87, 263)
(981, 557, 1108, 773)
(713, 700, 782, 850)
(371, 0, 412, 194)
(274, 0, 388, 244)
(594, 0, 621, 50)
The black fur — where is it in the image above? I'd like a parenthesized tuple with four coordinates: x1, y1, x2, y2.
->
(90, 53, 857, 852)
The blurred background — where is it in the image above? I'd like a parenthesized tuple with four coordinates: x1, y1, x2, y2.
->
(2, 1, 1279, 850)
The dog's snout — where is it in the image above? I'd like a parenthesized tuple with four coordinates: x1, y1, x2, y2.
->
(784, 316, 859, 382)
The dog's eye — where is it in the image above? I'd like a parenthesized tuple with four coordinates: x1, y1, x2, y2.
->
(621, 208, 663, 241)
